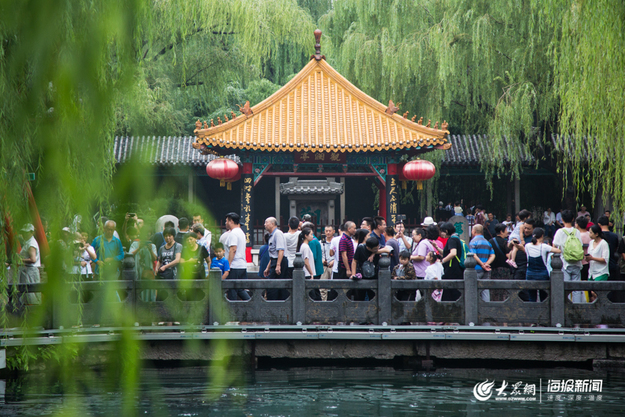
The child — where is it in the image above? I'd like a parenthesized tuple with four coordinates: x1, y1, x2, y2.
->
(506, 209, 532, 269)
(210, 243, 230, 280)
(392, 250, 417, 301)
(424, 250, 444, 302)
(392, 250, 417, 280)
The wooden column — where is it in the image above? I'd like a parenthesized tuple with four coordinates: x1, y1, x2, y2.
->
(188, 172, 194, 204)
(241, 162, 254, 251)
(275, 177, 281, 224)
(378, 181, 387, 219)
(514, 177, 521, 214)
(506, 179, 513, 217)
(386, 163, 399, 226)
(426, 181, 432, 219)
(340, 177, 346, 223)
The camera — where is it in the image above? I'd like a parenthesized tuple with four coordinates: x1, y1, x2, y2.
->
(129, 213, 136, 217)
(396, 214, 406, 223)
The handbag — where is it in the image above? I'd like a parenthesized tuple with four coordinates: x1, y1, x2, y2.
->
(157, 267, 174, 279)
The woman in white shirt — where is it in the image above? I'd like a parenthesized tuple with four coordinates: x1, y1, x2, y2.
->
(586, 225, 610, 281)
(296, 227, 316, 277)
(19, 224, 41, 305)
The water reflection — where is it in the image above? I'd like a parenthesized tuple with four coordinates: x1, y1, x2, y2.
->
(1, 367, 624, 416)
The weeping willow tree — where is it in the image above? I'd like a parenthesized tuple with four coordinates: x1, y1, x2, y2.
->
(116, 0, 315, 135)
(320, 0, 625, 212)
(0, 0, 315, 412)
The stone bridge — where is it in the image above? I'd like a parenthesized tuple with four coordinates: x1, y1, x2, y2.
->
(2, 253, 625, 369)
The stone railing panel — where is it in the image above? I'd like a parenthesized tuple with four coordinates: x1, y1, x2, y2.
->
(390, 280, 465, 324)
(134, 278, 211, 325)
(304, 279, 379, 324)
(563, 281, 625, 326)
(219, 278, 293, 324)
(53, 280, 135, 328)
(476, 280, 551, 326)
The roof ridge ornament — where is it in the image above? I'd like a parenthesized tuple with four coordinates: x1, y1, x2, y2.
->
(385, 100, 400, 115)
(311, 29, 325, 61)
(237, 101, 253, 117)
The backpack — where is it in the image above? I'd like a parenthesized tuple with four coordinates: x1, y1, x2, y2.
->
(562, 229, 584, 262)
(362, 260, 376, 278)
(450, 235, 468, 269)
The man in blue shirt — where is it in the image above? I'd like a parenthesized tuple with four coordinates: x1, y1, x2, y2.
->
(92, 220, 124, 279)
(469, 224, 495, 278)
(469, 224, 495, 302)
(371, 216, 387, 246)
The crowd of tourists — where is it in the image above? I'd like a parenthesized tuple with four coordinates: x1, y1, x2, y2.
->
(13, 204, 625, 308)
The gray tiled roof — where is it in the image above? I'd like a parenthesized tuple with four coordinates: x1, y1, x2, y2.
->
(550, 134, 594, 160)
(113, 136, 239, 166)
(114, 135, 535, 167)
(443, 135, 535, 167)
(280, 179, 344, 195)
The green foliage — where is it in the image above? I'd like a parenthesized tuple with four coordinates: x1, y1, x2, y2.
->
(6, 343, 79, 371)
(542, 0, 625, 213)
(1, 0, 302, 409)
(115, 0, 315, 136)
(321, 0, 625, 210)
(1, 1, 624, 407)
(204, 79, 281, 123)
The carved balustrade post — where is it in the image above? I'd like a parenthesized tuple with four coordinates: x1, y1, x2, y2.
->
(292, 253, 306, 325)
(464, 253, 478, 325)
(208, 268, 225, 325)
(550, 253, 564, 327)
(377, 253, 392, 325)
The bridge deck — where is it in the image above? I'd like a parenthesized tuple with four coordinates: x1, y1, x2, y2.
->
(3, 324, 625, 346)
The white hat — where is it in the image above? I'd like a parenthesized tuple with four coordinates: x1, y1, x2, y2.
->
(421, 216, 435, 226)
(20, 223, 35, 232)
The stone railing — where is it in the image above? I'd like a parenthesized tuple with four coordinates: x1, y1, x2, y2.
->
(4, 253, 625, 328)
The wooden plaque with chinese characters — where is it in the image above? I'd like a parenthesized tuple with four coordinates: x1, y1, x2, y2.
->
(294, 152, 346, 164)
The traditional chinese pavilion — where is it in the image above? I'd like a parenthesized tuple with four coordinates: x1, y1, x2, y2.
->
(192, 30, 451, 248)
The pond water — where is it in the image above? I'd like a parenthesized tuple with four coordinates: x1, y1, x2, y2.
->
(1, 366, 624, 416)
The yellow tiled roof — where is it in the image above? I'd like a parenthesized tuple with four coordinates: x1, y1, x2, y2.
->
(193, 58, 450, 153)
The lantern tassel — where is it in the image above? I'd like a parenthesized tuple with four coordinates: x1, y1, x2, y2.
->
(401, 180, 407, 190)
(227, 182, 232, 191)
(220, 179, 225, 187)
(416, 180, 423, 191)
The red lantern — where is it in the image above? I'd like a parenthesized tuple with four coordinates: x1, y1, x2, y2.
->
(206, 158, 239, 190)
(224, 168, 242, 190)
(402, 159, 436, 190)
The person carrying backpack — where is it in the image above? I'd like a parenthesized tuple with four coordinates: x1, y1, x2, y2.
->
(552, 209, 585, 303)
(440, 222, 465, 301)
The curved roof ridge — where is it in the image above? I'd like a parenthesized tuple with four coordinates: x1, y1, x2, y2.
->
(192, 59, 450, 153)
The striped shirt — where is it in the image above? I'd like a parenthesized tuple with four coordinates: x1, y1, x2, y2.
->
(469, 234, 494, 271)
(338, 234, 354, 270)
